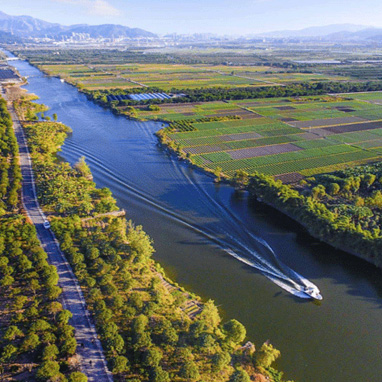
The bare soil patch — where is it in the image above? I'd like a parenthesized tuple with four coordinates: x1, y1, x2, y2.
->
(275, 172, 304, 183)
(290, 116, 366, 128)
(334, 107, 355, 113)
(298, 132, 322, 140)
(220, 132, 263, 141)
(307, 128, 336, 137)
(281, 117, 298, 122)
(323, 121, 382, 134)
(184, 144, 230, 154)
(228, 143, 301, 159)
(275, 106, 296, 111)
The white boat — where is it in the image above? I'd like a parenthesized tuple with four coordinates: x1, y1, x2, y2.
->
(60, 79, 65, 83)
(302, 286, 322, 300)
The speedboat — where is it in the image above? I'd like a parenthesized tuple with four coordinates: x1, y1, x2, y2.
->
(303, 286, 322, 300)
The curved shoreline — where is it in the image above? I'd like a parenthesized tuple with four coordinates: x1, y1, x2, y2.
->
(16, 52, 380, 269)
(155, 127, 380, 269)
(7, 55, 289, 382)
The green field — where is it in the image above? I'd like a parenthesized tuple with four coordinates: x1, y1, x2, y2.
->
(39, 62, 351, 92)
(163, 94, 382, 181)
(35, 60, 382, 182)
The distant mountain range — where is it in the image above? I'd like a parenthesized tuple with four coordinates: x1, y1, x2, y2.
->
(0, 11, 156, 40)
(0, 12, 382, 43)
(257, 24, 382, 42)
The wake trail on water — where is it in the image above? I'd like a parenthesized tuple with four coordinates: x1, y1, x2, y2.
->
(63, 136, 318, 298)
(173, 157, 314, 292)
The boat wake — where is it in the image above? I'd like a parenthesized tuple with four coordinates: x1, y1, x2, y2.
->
(61, 121, 322, 300)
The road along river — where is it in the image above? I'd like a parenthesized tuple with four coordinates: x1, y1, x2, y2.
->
(8, 53, 382, 382)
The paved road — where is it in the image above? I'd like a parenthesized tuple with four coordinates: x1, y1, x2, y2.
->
(5, 92, 113, 382)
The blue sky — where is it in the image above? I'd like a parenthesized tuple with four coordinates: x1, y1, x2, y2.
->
(2, 0, 382, 35)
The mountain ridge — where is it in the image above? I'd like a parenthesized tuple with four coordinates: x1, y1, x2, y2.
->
(0, 11, 156, 39)
(257, 23, 372, 38)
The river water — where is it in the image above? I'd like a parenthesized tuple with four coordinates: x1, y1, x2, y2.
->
(9, 54, 382, 382)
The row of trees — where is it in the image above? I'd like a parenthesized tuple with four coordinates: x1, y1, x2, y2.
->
(20, 96, 290, 381)
(0, 219, 86, 381)
(245, 170, 382, 267)
(0, 98, 21, 213)
(0, 94, 87, 381)
(88, 80, 382, 108)
(18, 117, 118, 217)
(300, 163, 382, 249)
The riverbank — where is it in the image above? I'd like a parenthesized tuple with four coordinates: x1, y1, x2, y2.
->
(27, 54, 382, 269)
(160, 124, 382, 268)
(0, 93, 89, 381)
(10, 86, 290, 381)
(6, 49, 382, 382)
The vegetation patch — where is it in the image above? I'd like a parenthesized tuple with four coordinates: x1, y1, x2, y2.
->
(0, 96, 86, 382)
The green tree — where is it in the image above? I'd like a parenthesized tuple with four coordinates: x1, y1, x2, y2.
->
(68, 372, 88, 382)
(1, 344, 18, 362)
(3, 325, 23, 341)
(214, 166, 223, 182)
(311, 185, 326, 200)
(57, 310, 73, 326)
(60, 337, 77, 357)
(42, 344, 59, 361)
(46, 285, 62, 300)
(111, 355, 129, 374)
(144, 347, 162, 368)
(0, 274, 14, 287)
(212, 351, 231, 372)
(21, 333, 40, 352)
(36, 361, 60, 381)
(30, 319, 51, 332)
(127, 222, 155, 260)
(364, 173, 376, 188)
(149, 366, 170, 382)
(229, 369, 250, 382)
(223, 319, 246, 346)
(199, 299, 221, 329)
(148, 105, 160, 112)
(47, 301, 63, 320)
(75, 157, 92, 179)
(13, 295, 28, 311)
(179, 360, 200, 381)
(106, 334, 125, 354)
(233, 170, 249, 188)
(328, 182, 340, 195)
(255, 342, 281, 369)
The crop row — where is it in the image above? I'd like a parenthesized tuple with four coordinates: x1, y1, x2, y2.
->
(201, 152, 232, 163)
(205, 144, 358, 172)
(170, 121, 285, 140)
(253, 150, 382, 175)
(194, 117, 271, 130)
(221, 150, 382, 177)
(293, 139, 337, 149)
(225, 135, 299, 150)
(176, 130, 303, 148)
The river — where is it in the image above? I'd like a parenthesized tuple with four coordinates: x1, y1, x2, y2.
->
(8, 53, 382, 382)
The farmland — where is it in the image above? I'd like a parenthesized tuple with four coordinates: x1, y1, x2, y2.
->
(159, 93, 382, 181)
(36, 61, 350, 91)
(15, 49, 382, 181)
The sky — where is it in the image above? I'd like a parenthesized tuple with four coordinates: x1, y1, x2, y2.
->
(1, 0, 382, 35)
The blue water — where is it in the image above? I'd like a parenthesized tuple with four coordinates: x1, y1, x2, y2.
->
(8, 52, 382, 382)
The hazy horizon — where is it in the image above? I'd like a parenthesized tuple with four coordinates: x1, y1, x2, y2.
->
(1, 0, 382, 35)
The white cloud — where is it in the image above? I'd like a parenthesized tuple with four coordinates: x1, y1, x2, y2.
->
(90, 0, 121, 16)
(52, 0, 121, 17)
